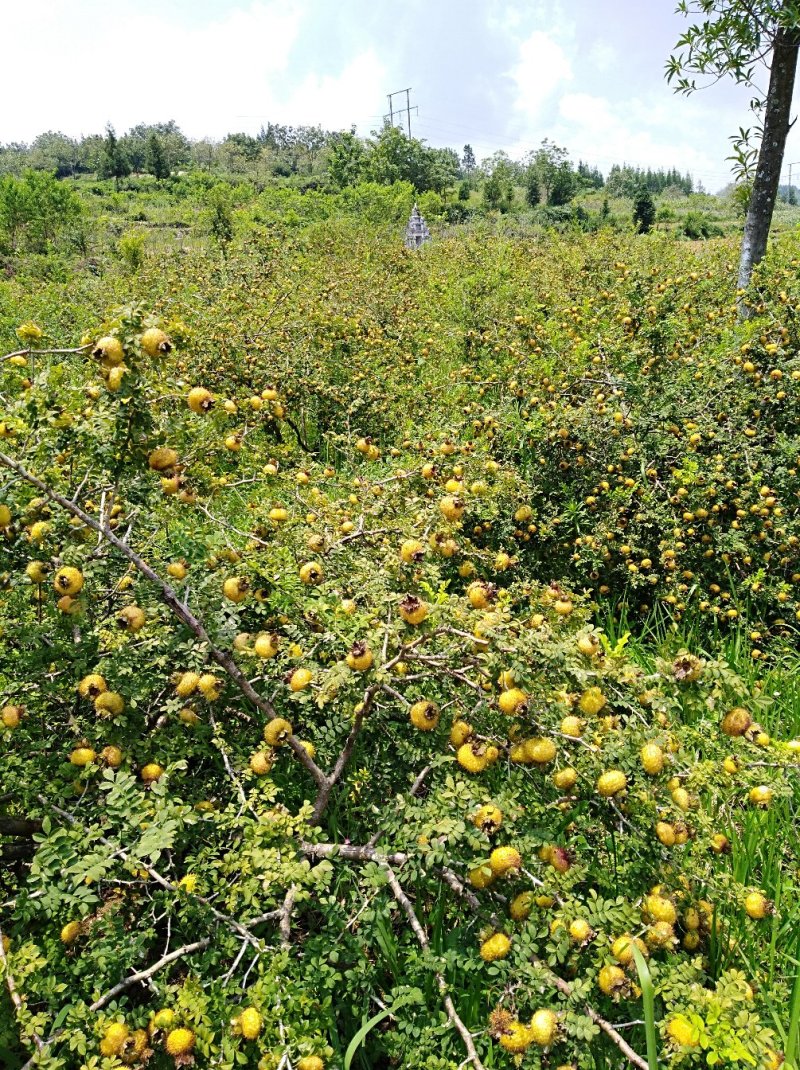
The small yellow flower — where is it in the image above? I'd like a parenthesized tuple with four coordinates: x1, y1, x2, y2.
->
(177, 874, 198, 893)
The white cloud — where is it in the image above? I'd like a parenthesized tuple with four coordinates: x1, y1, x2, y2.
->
(285, 50, 387, 133)
(508, 30, 573, 125)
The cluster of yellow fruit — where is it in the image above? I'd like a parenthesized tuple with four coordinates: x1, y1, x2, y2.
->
(90, 327, 171, 393)
(489, 1007, 559, 1053)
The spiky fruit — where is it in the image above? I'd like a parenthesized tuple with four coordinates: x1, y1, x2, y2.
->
(400, 539, 425, 563)
(95, 691, 125, 716)
(744, 891, 772, 919)
(187, 386, 214, 413)
(721, 706, 752, 736)
(640, 742, 665, 775)
(60, 920, 82, 944)
(439, 495, 464, 521)
(467, 581, 495, 609)
(198, 673, 221, 700)
(70, 746, 96, 767)
(525, 737, 557, 764)
(489, 846, 522, 876)
(100, 1022, 130, 1056)
(473, 804, 503, 834)
(498, 688, 527, 715)
(175, 671, 199, 697)
(254, 633, 279, 659)
(645, 894, 677, 925)
(0, 504, 11, 528)
(299, 561, 324, 585)
(656, 822, 676, 846)
(450, 719, 473, 746)
(398, 595, 428, 625)
(665, 1016, 699, 1047)
(498, 1021, 532, 1053)
(749, 785, 774, 806)
(567, 918, 592, 944)
(78, 673, 107, 698)
(101, 745, 124, 768)
(121, 1028, 149, 1064)
(611, 933, 648, 965)
(264, 718, 292, 746)
(93, 336, 124, 365)
(296, 1058, 324, 1070)
(223, 577, 249, 603)
(26, 560, 48, 584)
(553, 767, 578, 791)
(598, 964, 627, 997)
(579, 687, 606, 715)
(141, 327, 172, 358)
(529, 1009, 558, 1047)
(597, 770, 627, 797)
(1, 705, 22, 729)
(140, 763, 164, 783)
(289, 668, 313, 692)
(117, 605, 146, 632)
(409, 700, 440, 731)
(480, 932, 511, 961)
(346, 642, 373, 672)
(457, 742, 489, 774)
(148, 447, 178, 472)
(249, 751, 273, 775)
(647, 921, 676, 950)
(577, 633, 600, 656)
(561, 715, 583, 737)
(469, 864, 495, 890)
(149, 1009, 176, 1035)
(239, 1008, 262, 1040)
(167, 561, 188, 580)
(165, 1027, 195, 1056)
(54, 566, 84, 596)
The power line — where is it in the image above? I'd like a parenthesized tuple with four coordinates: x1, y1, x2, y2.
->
(384, 88, 417, 137)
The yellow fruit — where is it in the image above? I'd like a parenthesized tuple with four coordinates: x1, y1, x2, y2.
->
(346, 643, 373, 672)
(78, 673, 107, 698)
(640, 742, 665, 775)
(239, 1007, 262, 1040)
(569, 919, 592, 943)
(665, 1016, 698, 1047)
(167, 561, 188, 580)
(165, 1027, 195, 1056)
(141, 328, 172, 358)
(671, 787, 691, 811)
(469, 864, 495, 890)
(577, 633, 600, 656)
(223, 576, 249, 603)
(140, 763, 164, 783)
(100, 1022, 130, 1055)
(54, 566, 84, 596)
(26, 560, 48, 584)
(117, 605, 146, 632)
(525, 737, 557, 764)
(101, 745, 123, 768)
(1, 705, 22, 729)
(467, 581, 494, 609)
(749, 785, 774, 806)
(175, 671, 199, 697)
(198, 673, 221, 700)
(612, 933, 647, 965)
(95, 691, 125, 717)
(498, 688, 527, 715)
(480, 933, 511, 961)
(400, 539, 425, 563)
(553, 767, 578, 790)
(645, 894, 677, 925)
(457, 743, 489, 774)
(93, 336, 124, 365)
(598, 964, 627, 996)
(70, 746, 95, 767)
(529, 1008, 558, 1047)
(148, 447, 178, 472)
(509, 891, 535, 921)
(655, 821, 676, 846)
(187, 386, 214, 413)
(450, 719, 473, 746)
(409, 700, 440, 731)
(647, 921, 676, 949)
(561, 715, 583, 737)
(297, 1058, 325, 1070)
(489, 846, 522, 876)
(289, 668, 313, 692)
(299, 561, 324, 585)
(722, 707, 752, 736)
(498, 1021, 532, 1053)
(60, 920, 82, 944)
(579, 687, 606, 715)
(473, 804, 503, 833)
(744, 891, 771, 919)
(28, 521, 50, 543)
(399, 595, 428, 625)
(439, 496, 465, 521)
(597, 770, 627, 797)
(264, 718, 292, 745)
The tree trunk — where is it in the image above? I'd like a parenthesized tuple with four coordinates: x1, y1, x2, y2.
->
(738, 25, 800, 315)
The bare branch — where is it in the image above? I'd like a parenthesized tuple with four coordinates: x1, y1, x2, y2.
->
(90, 938, 211, 1011)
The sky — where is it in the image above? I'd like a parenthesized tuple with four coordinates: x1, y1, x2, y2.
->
(4, 0, 799, 191)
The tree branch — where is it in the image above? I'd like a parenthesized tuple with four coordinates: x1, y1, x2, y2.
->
(89, 938, 211, 1012)
(0, 917, 44, 1054)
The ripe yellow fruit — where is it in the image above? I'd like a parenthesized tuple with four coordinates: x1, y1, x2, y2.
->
(187, 386, 214, 413)
(346, 642, 373, 672)
(409, 700, 440, 731)
(529, 1008, 558, 1047)
(721, 707, 752, 737)
(597, 770, 627, 797)
(498, 1021, 532, 1053)
(70, 746, 96, 767)
(744, 891, 772, 919)
(95, 691, 125, 717)
(289, 667, 313, 692)
(148, 447, 178, 472)
(577, 633, 600, 656)
(117, 605, 146, 632)
(264, 718, 293, 745)
(645, 894, 677, 925)
(449, 719, 473, 746)
(165, 1027, 195, 1056)
(78, 673, 107, 698)
(249, 751, 273, 775)
(469, 864, 495, 890)
(101, 745, 123, 768)
(553, 767, 578, 791)
(297, 1058, 325, 1070)
(400, 539, 425, 563)
(509, 891, 535, 921)
(480, 932, 511, 961)
(569, 919, 592, 943)
(640, 742, 665, 775)
(99, 1021, 130, 1056)
(167, 561, 188, 580)
(612, 933, 647, 965)
(54, 566, 84, 596)
(198, 673, 221, 700)
(223, 577, 249, 603)
(93, 336, 124, 365)
(561, 715, 583, 738)
(299, 561, 324, 585)
(665, 1016, 698, 1047)
(525, 737, 557, 764)
(141, 328, 172, 358)
(26, 560, 48, 584)
(489, 846, 522, 876)
(467, 581, 494, 609)
(671, 786, 691, 811)
(254, 633, 279, 659)
(457, 743, 489, 774)
(239, 1007, 262, 1040)
(0, 504, 12, 527)
(647, 921, 676, 949)
(1, 705, 22, 729)
(439, 496, 465, 521)
(553, 598, 573, 616)
(498, 688, 527, 715)
(598, 964, 627, 996)
(749, 785, 774, 806)
(579, 687, 607, 715)
(60, 920, 82, 944)
(399, 595, 428, 625)
(473, 804, 503, 833)
(655, 821, 676, 846)
(175, 671, 199, 697)
(140, 763, 164, 783)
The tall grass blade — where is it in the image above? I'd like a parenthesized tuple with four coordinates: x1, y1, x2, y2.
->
(632, 944, 659, 1070)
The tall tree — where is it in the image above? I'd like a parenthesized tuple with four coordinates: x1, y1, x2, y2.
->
(667, 1, 800, 312)
(99, 125, 130, 187)
(144, 133, 170, 180)
(461, 144, 476, 175)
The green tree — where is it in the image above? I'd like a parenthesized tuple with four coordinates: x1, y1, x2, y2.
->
(327, 130, 368, 188)
(99, 125, 130, 187)
(667, 0, 800, 309)
(632, 186, 657, 232)
(144, 133, 170, 180)
(525, 140, 577, 206)
(461, 143, 476, 175)
(0, 170, 82, 252)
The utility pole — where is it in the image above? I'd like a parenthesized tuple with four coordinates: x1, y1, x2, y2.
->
(384, 88, 418, 137)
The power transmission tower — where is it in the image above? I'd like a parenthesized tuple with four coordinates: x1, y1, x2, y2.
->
(384, 88, 418, 137)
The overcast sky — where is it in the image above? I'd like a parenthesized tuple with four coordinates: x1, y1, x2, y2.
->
(5, 0, 800, 191)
